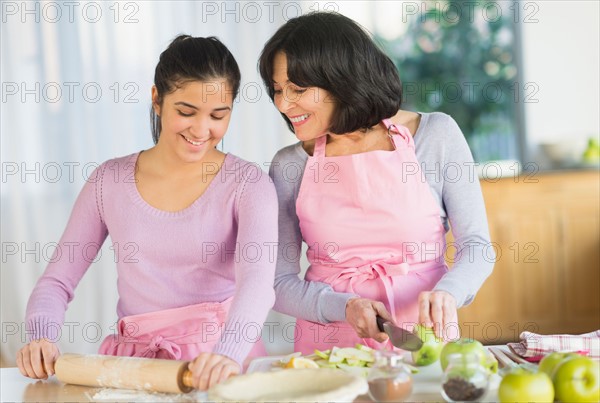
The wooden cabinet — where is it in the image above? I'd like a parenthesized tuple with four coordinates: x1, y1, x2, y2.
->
(454, 170, 600, 344)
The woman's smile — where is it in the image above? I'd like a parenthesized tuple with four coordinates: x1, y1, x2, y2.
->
(180, 133, 209, 147)
(289, 113, 311, 126)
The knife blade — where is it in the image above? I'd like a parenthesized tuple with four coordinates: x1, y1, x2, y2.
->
(376, 315, 423, 351)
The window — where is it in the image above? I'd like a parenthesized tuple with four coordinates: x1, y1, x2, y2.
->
(375, 1, 523, 162)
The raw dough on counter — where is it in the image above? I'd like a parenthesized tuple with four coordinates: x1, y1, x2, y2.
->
(89, 388, 207, 402)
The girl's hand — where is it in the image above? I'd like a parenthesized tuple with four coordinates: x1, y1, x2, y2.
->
(188, 353, 240, 390)
(418, 290, 458, 340)
(16, 339, 60, 379)
(345, 297, 394, 342)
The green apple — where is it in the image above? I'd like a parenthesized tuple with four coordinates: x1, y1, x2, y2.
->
(314, 349, 331, 360)
(498, 367, 554, 403)
(440, 339, 483, 370)
(582, 138, 600, 163)
(483, 349, 499, 374)
(539, 352, 579, 377)
(411, 324, 444, 366)
(440, 339, 497, 374)
(552, 355, 600, 403)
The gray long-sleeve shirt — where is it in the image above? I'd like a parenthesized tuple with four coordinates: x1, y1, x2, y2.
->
(268, 112, 494, 324)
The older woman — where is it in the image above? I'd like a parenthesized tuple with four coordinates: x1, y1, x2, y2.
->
(260, 11, 494, 354)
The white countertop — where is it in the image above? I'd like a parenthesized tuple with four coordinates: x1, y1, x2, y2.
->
(1, 350, 505, 402)
(1, 367, 93, 402)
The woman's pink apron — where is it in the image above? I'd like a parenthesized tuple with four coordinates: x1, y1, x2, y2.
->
(295, 119, 448, 354)
(99, 298, 266, 367)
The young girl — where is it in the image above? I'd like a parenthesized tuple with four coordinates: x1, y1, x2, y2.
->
(16, 35, 277, 391)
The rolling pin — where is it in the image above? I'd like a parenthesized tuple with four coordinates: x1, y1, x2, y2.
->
(55, 353, 194, 393)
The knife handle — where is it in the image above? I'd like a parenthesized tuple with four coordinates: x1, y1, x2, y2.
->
(376, 315, 387, 332)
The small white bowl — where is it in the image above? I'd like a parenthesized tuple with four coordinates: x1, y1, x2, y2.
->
(540, 141, 586, 167)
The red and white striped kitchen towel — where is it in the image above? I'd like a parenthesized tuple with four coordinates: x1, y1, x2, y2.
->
(508, 330, 600, 361)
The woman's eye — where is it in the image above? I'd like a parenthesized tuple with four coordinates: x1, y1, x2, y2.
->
(178, 110, 194, 117)
(293, 88, 307, 94)
(273, 89, 283, 95)
(211, 115, 225, 121)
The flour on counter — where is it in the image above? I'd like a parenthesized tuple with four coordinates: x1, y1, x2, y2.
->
(89, 388, 208, 402)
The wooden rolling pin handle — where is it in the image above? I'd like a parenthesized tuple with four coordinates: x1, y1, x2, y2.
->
(181, 369, 194, 389)
(56, 354, 196, 394)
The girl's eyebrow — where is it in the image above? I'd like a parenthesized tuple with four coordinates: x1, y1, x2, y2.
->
(175, 102, 231, 112)
(174, 101, 198, 109)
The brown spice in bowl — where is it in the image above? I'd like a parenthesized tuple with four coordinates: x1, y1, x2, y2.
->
(442, 377, 486, 401)
(368, 377, 413, 402)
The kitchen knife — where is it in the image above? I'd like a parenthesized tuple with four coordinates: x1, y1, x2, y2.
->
(376, 316, 423, 351)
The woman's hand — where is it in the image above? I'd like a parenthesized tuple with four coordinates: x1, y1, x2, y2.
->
(16, 339, 60, 379)
(188, 353, 240, 390)
(418, 290, 458, 340)
(345, 297, 394, 342)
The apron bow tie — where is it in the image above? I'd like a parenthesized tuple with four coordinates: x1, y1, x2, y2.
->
(139, 335, 182, 359)
(337, 260, 411, 281)
(374, 261, 411, 276)
(331, 259, 411, 321)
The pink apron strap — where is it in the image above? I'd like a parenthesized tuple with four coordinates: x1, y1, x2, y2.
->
(381, 118, 394, 130)
(313, 135, 327, 158)
(381, 119, 414, 149)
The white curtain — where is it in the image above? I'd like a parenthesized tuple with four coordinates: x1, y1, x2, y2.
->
(0, 0, 310, 364)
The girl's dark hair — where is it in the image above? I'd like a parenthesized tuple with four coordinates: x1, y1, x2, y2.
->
(258, 12, 402, 135)
(151, 35, 241, 144)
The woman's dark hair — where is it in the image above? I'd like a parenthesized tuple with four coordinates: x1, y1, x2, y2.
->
(258, 12, 402, 135)
(151, 35, 241, 144)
